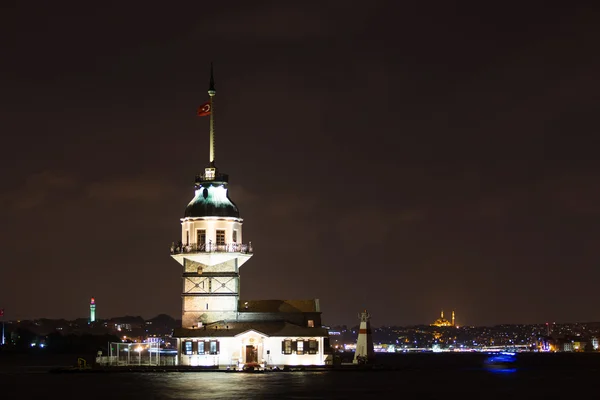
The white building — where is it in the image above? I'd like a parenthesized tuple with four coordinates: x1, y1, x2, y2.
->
(170, 66, 330, 368)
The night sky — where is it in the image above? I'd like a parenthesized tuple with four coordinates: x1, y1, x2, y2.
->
(2, 2, 599, 327)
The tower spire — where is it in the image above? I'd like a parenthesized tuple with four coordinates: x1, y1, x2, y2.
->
(208, 62, 216, 166)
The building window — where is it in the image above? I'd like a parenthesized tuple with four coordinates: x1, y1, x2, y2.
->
(296, 339, 304, 355)
(209, 341, 219, 355)
(184, 341, 193, 355)
(308, 339, 319, 354)
(216, 230, 225, 245)
(307, 320, 314, 328)
(186, 231, 190, 245)
(282, 339, 293, 355)
(206, 303, 209, 310)
(197, 230, 206, 246)
(232, 230, 238, 243)
(198, 341, 205, 355)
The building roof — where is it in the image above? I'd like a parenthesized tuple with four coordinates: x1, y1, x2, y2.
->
(184, 182, 240, 218)
(239, 299, 320, 313)
(174, 321, 328, 338)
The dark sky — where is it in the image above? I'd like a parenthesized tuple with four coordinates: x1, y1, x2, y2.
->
(1, 1, 599, 327)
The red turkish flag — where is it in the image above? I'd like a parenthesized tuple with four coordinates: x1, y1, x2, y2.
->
(197, 101, 211, 117)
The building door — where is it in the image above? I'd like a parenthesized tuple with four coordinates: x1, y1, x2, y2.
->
(245, 345, 257, 363)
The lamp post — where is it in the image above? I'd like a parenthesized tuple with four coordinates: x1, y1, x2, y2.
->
(136, 346, 142, 366)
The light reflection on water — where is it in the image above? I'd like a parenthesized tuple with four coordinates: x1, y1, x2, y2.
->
(125, 372, 365, 400)
(2, 367, 597, 399)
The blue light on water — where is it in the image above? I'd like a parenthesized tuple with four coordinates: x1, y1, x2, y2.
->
(489, 368, 517, 374)
(484, 351, 517, 374)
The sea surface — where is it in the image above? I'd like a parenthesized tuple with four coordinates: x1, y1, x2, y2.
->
(2, 353, 600, 399)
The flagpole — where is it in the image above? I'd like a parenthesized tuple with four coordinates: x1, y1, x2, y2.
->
(208, 62, 216, 166)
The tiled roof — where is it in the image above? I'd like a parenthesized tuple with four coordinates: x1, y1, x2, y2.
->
(238, 299, 320, 313)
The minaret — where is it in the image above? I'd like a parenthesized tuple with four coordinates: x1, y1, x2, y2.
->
(441, 309, 444, 320)
(90, 297, 96, 323)
(171, 65, 253, 328)
(452, 310, 455, 327)
(353, 310, 375, 364)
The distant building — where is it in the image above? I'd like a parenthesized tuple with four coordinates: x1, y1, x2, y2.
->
(89, 297, 96, 323)
(430, 310, 455, 327)
(170, 67, 329, 369)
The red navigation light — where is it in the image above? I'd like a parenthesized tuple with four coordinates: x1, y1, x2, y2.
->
(91, 297, 95, 304)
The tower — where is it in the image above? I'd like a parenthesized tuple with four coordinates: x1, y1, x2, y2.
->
(90, 297, 96, 323)
(171, 65, 253, 328)
(353, 310, 375, 364)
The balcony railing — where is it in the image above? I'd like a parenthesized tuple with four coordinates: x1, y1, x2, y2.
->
(170, 241, 253, 255)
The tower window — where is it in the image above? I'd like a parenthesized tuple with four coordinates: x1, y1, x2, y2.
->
(206, 303, 209, 310)
(197, 230, 206, 246)
(307, 320, 314, 328)
(186, 231, 190, 245)
(232, 230, 238, 243)
(216, 230, 225, 245)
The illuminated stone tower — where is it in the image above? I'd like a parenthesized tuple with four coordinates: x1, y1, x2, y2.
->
(89, 297, 96, 323)
(171, 65, 253, 329)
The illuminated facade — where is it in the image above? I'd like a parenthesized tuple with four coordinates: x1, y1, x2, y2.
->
(171, 66, 329, 368)
(431, 310, 455, 327)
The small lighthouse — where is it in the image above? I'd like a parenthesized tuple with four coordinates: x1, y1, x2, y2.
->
(89, 297, 96, 323)
(353, 310, 375, 364)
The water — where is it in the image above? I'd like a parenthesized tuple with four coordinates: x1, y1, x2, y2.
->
(2, 354, 600, 399)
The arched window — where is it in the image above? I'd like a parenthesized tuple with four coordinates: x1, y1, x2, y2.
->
(296, 339, 305, 355)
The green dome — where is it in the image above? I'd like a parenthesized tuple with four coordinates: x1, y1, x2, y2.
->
(184, 182, 240, 218)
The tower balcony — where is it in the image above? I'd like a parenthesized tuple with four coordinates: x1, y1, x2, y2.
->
(170, 242, 253, 255)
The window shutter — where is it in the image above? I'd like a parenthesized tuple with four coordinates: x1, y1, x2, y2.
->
(192, 341, 197, 355)
(216, 341, 220, 354)
(292, 340, 298, 353)
(281, 340, 286, 354)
